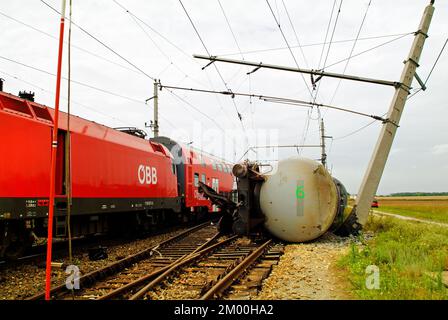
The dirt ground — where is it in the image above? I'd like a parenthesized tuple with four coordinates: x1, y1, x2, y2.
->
(257, 233, 352, 300)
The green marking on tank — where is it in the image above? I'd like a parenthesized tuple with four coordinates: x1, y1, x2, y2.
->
(296, 180, 304, 217)
(296, 185, 305, 199)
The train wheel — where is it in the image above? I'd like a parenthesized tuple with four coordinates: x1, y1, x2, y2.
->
(2, 228, 33, 261)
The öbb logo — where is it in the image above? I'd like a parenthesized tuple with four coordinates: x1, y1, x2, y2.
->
(138, 165, 158, 185)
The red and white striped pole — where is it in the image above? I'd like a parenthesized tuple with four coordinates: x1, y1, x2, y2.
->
(45, 0, 67, 301)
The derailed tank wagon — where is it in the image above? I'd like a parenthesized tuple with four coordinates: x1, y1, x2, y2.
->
(201, 157, 355, 242)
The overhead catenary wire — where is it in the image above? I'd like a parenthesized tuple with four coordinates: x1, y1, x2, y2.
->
(316, 0, 337, 77)
(328, 0, 372, 106)
(0, 10, 143, 76)
(313, 0, 343, 103)
(120, 7, 208, 89)
(178, 0, 246, 132)
(281, 0, 310, 69)
(111, 0, 237, 128)
(265, 0, 313, 99)
(0, 69, 167, 129)
(298, 0, 340, 155)
(42, 0, 240, 136)
(39, 0, 155, 81)
(266, 0, 316, 156)
(216, 0, 256, 131)
(217, 0, 243, 60)
(0, 55, 146, 104)
(333, 116, 380, 140)
(112, 0, 239, 133)
(324, 32, 412, 70)
(159, 84, 389, 122)
(165, 88, 226, 133)
(408, 36, 448, 100)
(217, 32, 414, 57)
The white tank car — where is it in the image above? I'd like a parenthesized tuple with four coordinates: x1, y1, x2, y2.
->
(259, 157, 339, 242)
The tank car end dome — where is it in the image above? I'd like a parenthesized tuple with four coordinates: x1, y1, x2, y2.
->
(260, 157, 339, 242)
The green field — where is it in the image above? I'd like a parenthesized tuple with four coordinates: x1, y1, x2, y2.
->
(338, 216, 448, 300)
(374, 196, 448, 223)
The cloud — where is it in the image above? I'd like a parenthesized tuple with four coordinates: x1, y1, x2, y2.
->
(432, 144, 448, 155)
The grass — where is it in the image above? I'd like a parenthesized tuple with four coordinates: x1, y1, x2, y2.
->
(374, 197, 448, 224)
(338, 216, 448, 299)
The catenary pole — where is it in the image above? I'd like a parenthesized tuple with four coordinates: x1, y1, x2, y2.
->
(346, 1, 435, 230)
(45, 0, 67, 301)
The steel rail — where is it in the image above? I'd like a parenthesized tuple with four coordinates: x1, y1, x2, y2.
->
(200, 239, 272, 300)
(26, 222, 211, 300)
(98, 232, 227, 300)
(129, 235, 239, 300)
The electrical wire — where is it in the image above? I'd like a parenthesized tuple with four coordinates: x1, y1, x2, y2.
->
(316, 1, 337, 75)
(313, 0, 343, 103)
(178, 0, 246, 132)
(1, 68, 178, 131)
(111, 0, 237, 129)
(217, 32, 413, 57)
(298, 0, 338, 155)
(217, 0, 243, 60)
(119, 10, 239, 132)
(165, 89, 226, 133)
(333, 114, 383, 140)
(281, 0, 309, 69)
(159, 84, 388, 122)
(0, 10, 143, 76)
(324, 32, 412, 70)
(408, 36, 448, 100)
(216, 0, 255, 132)
(0, 55, 145, 104)
(328, 0, 372, 106)
(40, 0, 155, 80)
(265, 0, 313, 99)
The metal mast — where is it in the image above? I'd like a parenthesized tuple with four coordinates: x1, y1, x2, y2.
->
(153, 80, 159, 137)
(45, 0, 67, 301)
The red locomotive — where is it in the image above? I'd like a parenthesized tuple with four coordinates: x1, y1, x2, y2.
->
(0, 89, 234, 259)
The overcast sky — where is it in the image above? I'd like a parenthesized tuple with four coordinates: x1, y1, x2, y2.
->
(1, 0, 447, 194)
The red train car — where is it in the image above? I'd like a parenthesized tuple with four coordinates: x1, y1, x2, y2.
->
(151, 137, 234, 215)
(0, 91, 181, 258)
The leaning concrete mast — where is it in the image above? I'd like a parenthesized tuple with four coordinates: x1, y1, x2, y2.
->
(344, 1, 435, 232)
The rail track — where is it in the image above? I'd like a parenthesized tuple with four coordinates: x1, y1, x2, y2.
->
(26, 221, 284, 300)
(1, 222, 200, 269)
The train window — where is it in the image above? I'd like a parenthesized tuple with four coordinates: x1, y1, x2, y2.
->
(217, 164, 222, 172)
(212, 178, 219, 193)
(194, 173, 199, 187)
(201, 174, 206, 183)
(201, 155, 206, 167)
(212, 162, 217, 170)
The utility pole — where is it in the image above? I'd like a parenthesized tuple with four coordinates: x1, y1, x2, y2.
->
(145, 79, 160, 138)
(346, 1, 435, 229)
(320, 118, 329, 169)
(153, 80, 159, 138)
